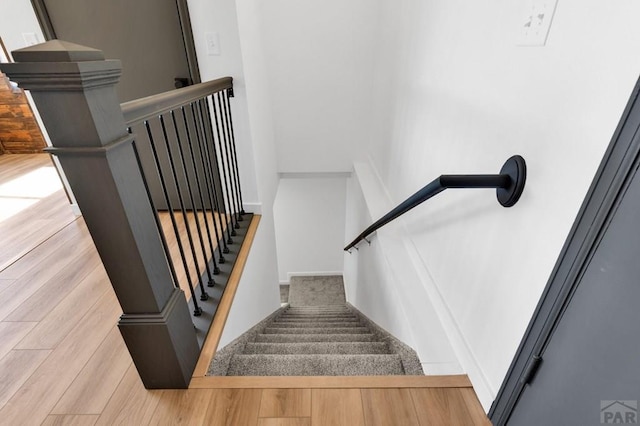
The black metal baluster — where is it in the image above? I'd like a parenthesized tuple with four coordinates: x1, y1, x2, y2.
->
(180, 105, 221, 277)
(191, 100, 228, 261)
(211, 93, 237, 241)
(160, 114, 209, 301)
(203, 96, 233, 247)
(170, 107, 215, 287)
(144, 120, 202, 316)
(218, 92, 241, 230)
(223, 89, 245, 216)
(129, 131, 180, 290)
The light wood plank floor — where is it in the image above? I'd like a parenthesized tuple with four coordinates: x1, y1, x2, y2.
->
(0, 154, 490, 425)
(158, 209, 230, 298)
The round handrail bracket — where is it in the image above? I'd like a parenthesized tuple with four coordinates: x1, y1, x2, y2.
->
(497, 155, 527, 207)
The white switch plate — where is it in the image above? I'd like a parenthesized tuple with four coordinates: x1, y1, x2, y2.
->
(22, 32, 40, 46)
(518, 0, 558, 46)
(205, 32, 220, 56)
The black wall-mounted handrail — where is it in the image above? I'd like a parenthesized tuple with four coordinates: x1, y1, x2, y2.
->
(344, 155, 527, 252)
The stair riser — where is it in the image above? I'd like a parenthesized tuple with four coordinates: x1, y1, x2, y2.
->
(275, 319, 360, 324)
(255, 334, 377, 343)
(263, 327, 370, 335)
(243, 342, 390, 355)
(227, 354, 404, 376)
(278, 314, 358, 318)
(268, 322, 363, 328)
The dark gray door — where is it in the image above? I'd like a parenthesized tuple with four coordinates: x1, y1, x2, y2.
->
(507, 164, 640, 425)
(37, 0, 194, 102)
(490, 77, 640, 425)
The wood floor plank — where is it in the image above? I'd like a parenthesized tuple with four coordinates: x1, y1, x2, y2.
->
(95, 365, 163, 426)
(311, 389, 365, 426)
(202, 389, 262, 425)
(52, 328, 132, 415)
(159, 210, 229, 298)
(0, 290, 122, 425)
(15, 264, 111, 350)
(0, 190, 75, 271)
(458, 388, 491, 425)
(0, 154, 50, 182)
(5, 247, 100, 322)
(0, 219, 85, 280)
(259, 389, 311, 418)
(257, 419, 310, 426)
(0, 321, 37, 360)
(41, 415, 99, 426)
(189, 375, 472, 389)
(410, 388, 488, 426)
(148, 389, 214, 426)
(0, 279, 15, 292)
(361, 388, 420, 426)
(0, 350, 50, 410)
(0, 225, 95, 322)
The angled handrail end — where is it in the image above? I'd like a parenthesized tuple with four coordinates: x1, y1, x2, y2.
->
(343, 155, 526, 251)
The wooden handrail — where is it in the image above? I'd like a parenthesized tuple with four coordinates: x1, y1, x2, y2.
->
(121, 76, 233, 125)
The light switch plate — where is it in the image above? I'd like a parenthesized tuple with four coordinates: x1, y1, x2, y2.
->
(205, 32, 220, 56)
(518, 0, 558, 46)
(22, 33, 40, 46)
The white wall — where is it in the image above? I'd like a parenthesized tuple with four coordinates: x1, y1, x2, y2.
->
(189, 0, 282, 346)
(256, 0, 378, 173)
(273, 175, 347, 283)
(347, 0, 640, 411)
(0, 1, 44, 57)
(188, 0, 259, 206)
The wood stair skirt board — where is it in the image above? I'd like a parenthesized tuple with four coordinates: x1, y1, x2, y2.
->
(192, 215, 261, 377)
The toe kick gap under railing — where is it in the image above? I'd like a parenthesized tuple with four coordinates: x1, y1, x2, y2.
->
(344, 155, 527, 252)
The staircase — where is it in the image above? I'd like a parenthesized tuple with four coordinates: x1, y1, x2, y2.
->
(209, 276, 423, 376)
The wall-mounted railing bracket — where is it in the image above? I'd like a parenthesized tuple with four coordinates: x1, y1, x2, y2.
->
(497, 155, 527, 207)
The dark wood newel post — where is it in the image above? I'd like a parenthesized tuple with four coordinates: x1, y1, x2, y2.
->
(0, 40, 199, 388)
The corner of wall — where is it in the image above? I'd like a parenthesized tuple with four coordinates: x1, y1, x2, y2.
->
(344, 159, 496, 411)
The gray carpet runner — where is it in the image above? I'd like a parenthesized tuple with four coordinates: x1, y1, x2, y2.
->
(209, 276, 423, 376)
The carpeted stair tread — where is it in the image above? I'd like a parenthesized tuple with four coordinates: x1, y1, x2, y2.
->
(273, 318, 360, 324)
(276, 317, 358, 322)
(280, 312, 357, 318)
(226, 354, 404, 376)
(267, 321, 363, 328)
(254, 333, 378, 343)
(243, 342, 390, 355)
(262, 326, 370, 334)
(286, 306, 350, 309)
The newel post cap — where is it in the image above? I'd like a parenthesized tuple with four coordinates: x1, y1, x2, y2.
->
(0, 40, 121, 93)
(12, 39, 105, 63)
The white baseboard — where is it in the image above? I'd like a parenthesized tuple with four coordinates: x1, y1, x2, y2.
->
(70, 203, 82, 216)
(421, 362, 465, 376)
(405, 238, 495, 411)
(242, 202, 262, 214)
